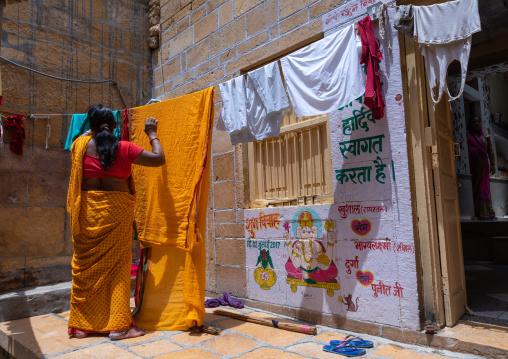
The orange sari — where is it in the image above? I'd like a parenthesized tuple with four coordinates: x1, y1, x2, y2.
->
(67, 136, 135, 332)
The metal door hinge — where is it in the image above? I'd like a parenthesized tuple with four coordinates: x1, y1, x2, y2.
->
(425, 127, 437, 153)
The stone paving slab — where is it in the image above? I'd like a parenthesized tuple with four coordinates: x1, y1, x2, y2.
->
(441, 320, 508, 351)
(129, 340, 181, 357)
(0, 304, 491, 359)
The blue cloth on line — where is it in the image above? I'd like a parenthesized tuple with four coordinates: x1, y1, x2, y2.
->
(64, 110, 121, 151)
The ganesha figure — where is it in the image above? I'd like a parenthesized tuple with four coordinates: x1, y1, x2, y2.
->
(285, 211, 338, 285)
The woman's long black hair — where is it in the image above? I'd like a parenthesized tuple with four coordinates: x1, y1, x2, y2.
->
(88, 104, 119, 171)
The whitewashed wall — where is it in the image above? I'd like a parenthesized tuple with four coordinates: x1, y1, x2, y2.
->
(244, 14, 420, 331)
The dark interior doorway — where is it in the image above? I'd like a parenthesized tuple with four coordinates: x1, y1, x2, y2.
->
(448, 0, 508, 327)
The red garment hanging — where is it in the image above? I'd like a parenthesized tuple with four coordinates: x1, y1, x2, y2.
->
(4, 115, 25, 155)
(358, 16, 385, 120)
(122, 108, 129, 141)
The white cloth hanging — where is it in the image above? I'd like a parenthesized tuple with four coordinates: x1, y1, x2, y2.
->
(420, 38, 472, 105)
(219, 61, 290, 145)
(0, 116, 4, 154)
(245, 61, 290, 141)
(45, 118, 51, 150)
(413, 0, 480, 45)
(279, 24, 366, 117)
(413, 0, 481, 105)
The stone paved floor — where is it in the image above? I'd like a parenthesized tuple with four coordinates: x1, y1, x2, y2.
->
(0, 300, 487, 359)
(462, 260, 508, 327)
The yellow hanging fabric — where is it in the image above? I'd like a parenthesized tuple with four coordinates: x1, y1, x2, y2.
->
(130, 87, 214, 330)
(0, 64, 3, 105)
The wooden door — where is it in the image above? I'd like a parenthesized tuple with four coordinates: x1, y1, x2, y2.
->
(427, 89, 467, 326)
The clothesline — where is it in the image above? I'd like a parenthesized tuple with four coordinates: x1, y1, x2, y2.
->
(0, 100, 163, 119)
(0, 98, 161, 118)
(0, 112, 124, 118)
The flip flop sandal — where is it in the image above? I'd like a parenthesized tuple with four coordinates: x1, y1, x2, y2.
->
(330, 335, 374, 348)
(323, 343, 366, 357)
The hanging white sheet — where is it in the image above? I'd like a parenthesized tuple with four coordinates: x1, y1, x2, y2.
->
(280, 24, 366, 117)
(219, 61, 290, 144)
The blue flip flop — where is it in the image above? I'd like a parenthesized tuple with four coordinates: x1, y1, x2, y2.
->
(323, 343, 366, 357)
(330, 335, 374, 348)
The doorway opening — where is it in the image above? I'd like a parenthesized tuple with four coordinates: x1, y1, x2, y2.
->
(451, 63, 508, 328)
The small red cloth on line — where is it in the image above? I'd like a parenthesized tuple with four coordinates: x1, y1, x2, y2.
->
(122, 108, 129, 141)
(131, 263, 138, 277)
(4, 115, 25, 155)
(358, 16, 385, 120)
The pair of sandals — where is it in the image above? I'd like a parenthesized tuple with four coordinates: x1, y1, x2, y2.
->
(323, 335, 374, 357)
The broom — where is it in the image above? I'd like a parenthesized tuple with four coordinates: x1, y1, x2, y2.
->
(214, 309, 317, 335)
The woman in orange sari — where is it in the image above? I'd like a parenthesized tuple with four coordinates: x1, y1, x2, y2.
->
(67, 104, 165, 340)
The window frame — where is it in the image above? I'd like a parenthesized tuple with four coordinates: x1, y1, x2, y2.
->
(246, 113, 334, 209)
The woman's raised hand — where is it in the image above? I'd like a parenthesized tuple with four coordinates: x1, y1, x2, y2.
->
(144, 117, 158, 137)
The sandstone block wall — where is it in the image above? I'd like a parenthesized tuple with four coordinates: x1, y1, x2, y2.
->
(154, 0, 346, 296)
(0, 0, 151, 292)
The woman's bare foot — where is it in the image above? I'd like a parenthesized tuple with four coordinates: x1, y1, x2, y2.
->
(109, 327, 146, 341)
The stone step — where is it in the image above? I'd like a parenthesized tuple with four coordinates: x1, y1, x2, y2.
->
(0, 282, 71, 323)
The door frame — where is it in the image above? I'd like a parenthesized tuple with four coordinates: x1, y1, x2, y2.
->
(399, 0, 472, 329)
(400, 32, 447, 328)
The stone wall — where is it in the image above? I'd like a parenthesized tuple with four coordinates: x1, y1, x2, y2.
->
(0, 0, 151, 291)
(155, 0, 421, 331)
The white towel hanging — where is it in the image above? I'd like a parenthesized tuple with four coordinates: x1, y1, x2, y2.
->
(46, 117, 51, 150)
(0, 116, 4, 155)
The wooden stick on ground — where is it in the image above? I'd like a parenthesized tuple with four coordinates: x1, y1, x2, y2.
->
(214, 309, 317, 335)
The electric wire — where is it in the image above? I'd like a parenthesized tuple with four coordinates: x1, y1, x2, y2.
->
(0, 55, 128, 108)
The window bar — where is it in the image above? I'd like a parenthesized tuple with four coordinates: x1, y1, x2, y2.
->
(294, 132, 300, 197)
(272, 138, 278, 198)
(263, 141, 268, 199)
(289, 133, 295, 198)
(300, 130, 306, 196)
(257, 142, 261, 199)
(317, 125, 324, 195)
(254, 142, 258, 199)
(285, 135, 290, 198)
(272, 140, 275, 198)
(279, 137, 284, 198)
(272, 139, 277, 198)
(258, 142, 263, 199)
(266, 140, 273, 198)
(309, 128, 314, 197)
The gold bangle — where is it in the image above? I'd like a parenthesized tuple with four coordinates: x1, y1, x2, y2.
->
(150, 137, 159, 144)
(327, 242, 335, 247)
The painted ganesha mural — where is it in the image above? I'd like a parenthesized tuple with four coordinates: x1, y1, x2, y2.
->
(284, 209, 340, 296)
(246, 208, 340, 297)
